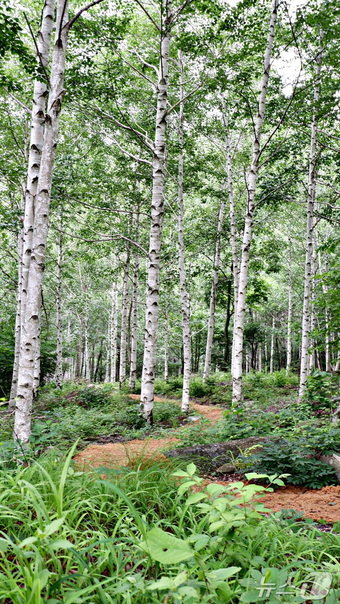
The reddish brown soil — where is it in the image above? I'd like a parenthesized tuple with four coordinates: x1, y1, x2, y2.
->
(75, 437, 180, 469)
(258, 485, 340, 522)
(75, 395, 340, 523)
(201, 481, 340, 523)
(128, 394, 225, 422)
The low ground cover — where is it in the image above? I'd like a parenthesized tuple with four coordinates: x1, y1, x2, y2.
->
(0, 452, 339, 603)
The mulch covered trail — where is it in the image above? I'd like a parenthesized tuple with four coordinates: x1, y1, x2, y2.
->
(258, 484, 340, 523)
(74, 437, 180, 469)
(128, 394, 225, 422)
(205, 481, 340, 523)
(74, 395, 340, 523)
(75, 395, 224, 470)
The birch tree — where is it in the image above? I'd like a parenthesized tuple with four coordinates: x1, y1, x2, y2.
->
(119, 256, 130, 385)
(176, 51, 191, 412)
(14, 0, 106, 441)
(55, 229, 63, 387)
(298, 52, 322, 399)
(129, 211, 140, 391)
(10, 0, 55, 401)
(110, 283, 118, 382)
(286, 237, 292, 372)
(202, 196, 225, 381)
(14, 0, 69, 442)
(140, 0, 173, 423)
(232, 0, 279, 404)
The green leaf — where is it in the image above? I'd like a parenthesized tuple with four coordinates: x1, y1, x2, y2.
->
(206, 567, 241, 582)
(19, 536, 37, 548)
(186, 463, 197, 476)
(147, 571, 188, 591)
(147, 577, 175, 591)
(206, 483, 228, 496)
(38, 569, 50, 589)
(50, 539, 73, 550)
(178, 480, 197, 497)
(185, 492, 207, 506)
(0, 538, 9, 552)
(245, 473, 270, 481)
(139, 527, 194, 564)
(41, 517, 65, 537)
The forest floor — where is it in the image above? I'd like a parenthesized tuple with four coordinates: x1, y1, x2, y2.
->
(75, 394, 340, 523)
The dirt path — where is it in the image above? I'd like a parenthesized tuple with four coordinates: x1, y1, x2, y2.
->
(75, 395, 224, 470)
(74, 395, 340, 523)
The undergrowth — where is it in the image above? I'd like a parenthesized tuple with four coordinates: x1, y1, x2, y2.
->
(0, 451, 338, 603)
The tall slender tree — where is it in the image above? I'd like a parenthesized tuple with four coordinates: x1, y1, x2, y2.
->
(232, 0, 279, 404)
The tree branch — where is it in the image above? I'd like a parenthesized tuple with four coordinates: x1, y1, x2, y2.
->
(23, 13, 50, 86)
(64, 0, 106, 31)
(131, 0, 161, 32)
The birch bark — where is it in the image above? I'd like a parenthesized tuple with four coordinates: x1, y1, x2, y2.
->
(55, 229, 63, 387)
(298, 53, 322, 399)
(177, 52, 191, 412)
(10, 231, 24, 402)
(14, 0, 69, 442)
(202, 196, 225, 381)
(309, 229, 317, 372)
(84, 308, 90, 379)
(110, 284, 118, 382)
(270, 317, 275, 373)
(164, 316, 169, 381)
(232, 0, 279, 404)
(140, 1, 173, 423)
(119, 256, 130, 385)
(10, 0, 55, 401)
(286, 238, 292, 372)
(129, 211, 140, 391)
(104, 319, 111, 383)
(318, 252, 331, 371)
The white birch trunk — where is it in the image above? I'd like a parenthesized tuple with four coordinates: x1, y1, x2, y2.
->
(270, 317, 275, 373)
(11, 0, 55, 402)
(104, 318, 111, 383)
(258, 344, 262, 372)
(14, 0, 69, 442)
(164, 317, 169, 381)
(119, 257, 130, 385)
(298, 53, 322, 399)
(221, 102, 239, 375)
(202, 197, 225, 381)
(84, 308, 90, 379)
(286, 239, 292, 373)
(318, 252, 331, 371)
(309, 230, 317, 372)
(55, 229, 63, 388)
(110, 284, 118, 382)
(33, 311, 42, 396)
(129, 211, 140, 391)
(177, 52, 191, 412)
(232, 0, 279, 404)
(10, 230, 24, 402)
(140, 2, 173, 423)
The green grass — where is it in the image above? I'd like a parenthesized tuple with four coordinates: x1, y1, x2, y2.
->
(0, 451, 338, 602)
(0, 383, 184, 457)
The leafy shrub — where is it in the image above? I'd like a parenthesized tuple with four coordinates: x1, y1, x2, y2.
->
(154, 377, 183, 396)
(305, 371, 339, 413)
(71, 386, 112, 407)
(189, 377, 214, 398)
(246, 438, 338, 489)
